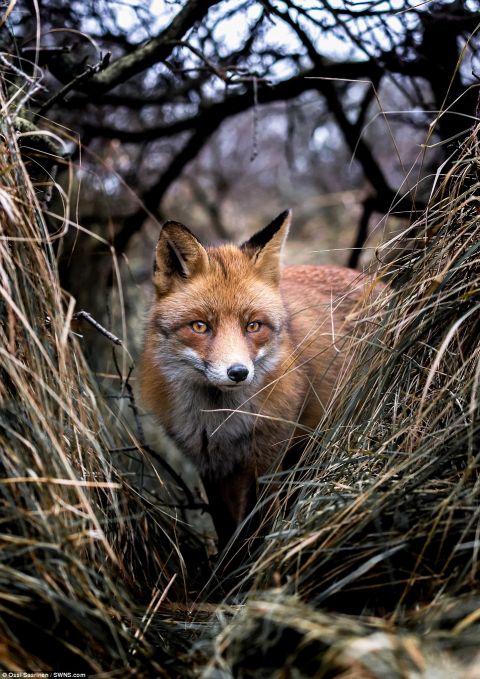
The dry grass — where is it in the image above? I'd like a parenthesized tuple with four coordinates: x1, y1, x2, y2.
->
(202, 123, 480, 675)
(0, 75, 209, 674)
(202, 593, 480, 678)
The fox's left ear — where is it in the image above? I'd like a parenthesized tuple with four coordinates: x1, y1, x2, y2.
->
(241, 210, 291, 284)
(154, 220, 209, 294)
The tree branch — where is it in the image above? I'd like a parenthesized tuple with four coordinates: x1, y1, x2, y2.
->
(348, 196, 375, 269)
(83, 60, 382, 142)
(36, 52, 111, 117)
(80, 0, 223, 96)
(111, 117, 222, 257)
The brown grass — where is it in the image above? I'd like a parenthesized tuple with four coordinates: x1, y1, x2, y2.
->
(203, 121, 480, 676)
(0, 75, 208, 674)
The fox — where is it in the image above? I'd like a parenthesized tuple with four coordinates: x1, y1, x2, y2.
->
(141, 210, 376, 549)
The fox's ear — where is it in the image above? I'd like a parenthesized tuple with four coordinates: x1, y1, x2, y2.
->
(154, 221, 209, 294)
(241, 210, 291, 284)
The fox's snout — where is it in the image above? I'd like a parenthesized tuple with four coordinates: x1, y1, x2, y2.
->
(202, 354, 254, 389)
(227, 364, 249, 382)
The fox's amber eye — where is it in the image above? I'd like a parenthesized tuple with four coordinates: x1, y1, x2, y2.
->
(246, 321, 261, 333)
(191, 320, 208, 334)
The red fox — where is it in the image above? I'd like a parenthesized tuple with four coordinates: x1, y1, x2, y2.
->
(141, 211, 376, 548)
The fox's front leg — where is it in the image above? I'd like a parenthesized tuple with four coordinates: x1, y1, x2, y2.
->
(202, 462, 257, 551)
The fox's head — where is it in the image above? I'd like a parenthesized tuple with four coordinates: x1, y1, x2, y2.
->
(150, 210, 291, 392)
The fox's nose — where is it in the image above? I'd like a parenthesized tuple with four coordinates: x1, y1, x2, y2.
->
(227, 363, 249, 383)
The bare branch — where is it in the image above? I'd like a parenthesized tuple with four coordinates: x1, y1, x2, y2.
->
(36, 52, 111, 117)
(80, 0, 223, 96)
(74, 311, 122, 345)
(83, 60, 381, 143)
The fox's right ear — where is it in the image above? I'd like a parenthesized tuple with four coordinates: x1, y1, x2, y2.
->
(154, 221, 209, 294)
(241, 210, 291, 284)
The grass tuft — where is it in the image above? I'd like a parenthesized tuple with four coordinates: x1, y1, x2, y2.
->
(0, 73, 206, 674)
(204, 122, 480, 676)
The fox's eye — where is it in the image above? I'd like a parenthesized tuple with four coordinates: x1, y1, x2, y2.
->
(246, 321, 261, 333)
(191, 321, 209, 334)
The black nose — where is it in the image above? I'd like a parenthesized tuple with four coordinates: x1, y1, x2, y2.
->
(227, 364, 249, 383)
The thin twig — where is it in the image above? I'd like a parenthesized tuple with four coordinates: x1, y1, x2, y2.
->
(111, 349, 145, 489)
(36, 52, 111, 117)
(74, 310, 122, 345)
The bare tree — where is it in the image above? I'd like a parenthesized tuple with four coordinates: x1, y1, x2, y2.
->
(3, 0, 479, 277)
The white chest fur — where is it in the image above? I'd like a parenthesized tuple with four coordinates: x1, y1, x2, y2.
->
(168, 385, 254, 478)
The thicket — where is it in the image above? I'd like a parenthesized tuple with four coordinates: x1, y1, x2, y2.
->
(1, 7, 479, 675)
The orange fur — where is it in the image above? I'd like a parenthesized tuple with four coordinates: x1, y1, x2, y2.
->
(140, 211, 377, 547)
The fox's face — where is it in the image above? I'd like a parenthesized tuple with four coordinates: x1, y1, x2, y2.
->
(150, 211, 291, 391)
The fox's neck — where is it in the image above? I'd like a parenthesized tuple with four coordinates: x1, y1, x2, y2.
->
(163, 379, 254, 477)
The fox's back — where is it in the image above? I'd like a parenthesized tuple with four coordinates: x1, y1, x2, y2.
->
(279, 265, 374, 428)
(281, 264, 369, 342)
